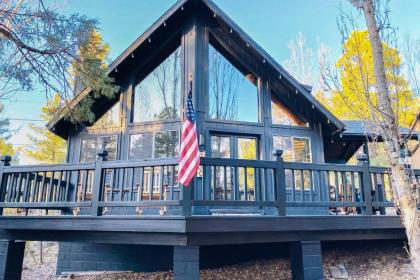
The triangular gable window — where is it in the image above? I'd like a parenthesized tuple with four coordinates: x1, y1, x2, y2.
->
(208, 44, 259, 123)
(271, 94, 306, 126)
(91, 101, 121, 128)
(133, 47, 181, 123)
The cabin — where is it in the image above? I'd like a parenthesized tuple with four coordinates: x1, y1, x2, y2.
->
(0, 0, 419, 279)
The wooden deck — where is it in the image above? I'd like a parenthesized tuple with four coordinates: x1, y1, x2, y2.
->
(0, 215, 405, 246)
(0, 152, 416, 243)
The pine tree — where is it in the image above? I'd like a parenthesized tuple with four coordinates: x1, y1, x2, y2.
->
(25, 94, 66, 164)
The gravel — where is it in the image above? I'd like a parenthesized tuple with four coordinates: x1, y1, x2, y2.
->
(21, 241, 415, 280)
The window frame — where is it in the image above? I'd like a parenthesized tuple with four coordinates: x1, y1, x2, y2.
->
(128, 130, 180, 160)
(79, 134, 119, 163)
(209, 133, 259, 160)
(272, 135, 312, 163)
(270, 92, 308, 128)
(206, 38, 261, 125)
(131, 45, 183, 125)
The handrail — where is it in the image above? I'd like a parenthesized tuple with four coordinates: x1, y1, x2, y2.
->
(0, 152, 419, 217)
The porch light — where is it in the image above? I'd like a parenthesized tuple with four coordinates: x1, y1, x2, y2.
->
(279, 74, 282, 79)
(131, 53, 134, 58)
(164, 21, 167, 27)
(148, 37, 151, 43)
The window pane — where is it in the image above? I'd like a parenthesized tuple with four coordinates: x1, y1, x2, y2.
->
(293, 137, 311, 162)
(80, 138, 97, 163)
(98, 136, 118, 161)
(208, 45, 258, 122)
(133, 47, 181, 122)
(238, 138, 257, 160)
(271, 94, 305, 126)
(129, 133, 153, 159)
(155, 131, 179, 158)
(211, 136, 230, 158)
(273, 135, 292, 161)
(92, 101, 120, 128)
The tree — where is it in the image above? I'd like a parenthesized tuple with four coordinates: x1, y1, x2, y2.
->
(327, 0, 420, 274)
(320, 30, 418, 128)
(0, 0, 119, 123)
(0, 103, 13, 157)
(283, 32, 316, 85)
(25, 94, 66, 164)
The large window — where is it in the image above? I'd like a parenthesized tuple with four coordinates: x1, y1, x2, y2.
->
(272, 135, 311, 162)
(208, 44, 259, 123)
(271, 94, 306, 126)
(92, 101, 120, 128)
(133, 47, 181, 122)
(80, 135, 118, 162)
(129, 131, 179, 159)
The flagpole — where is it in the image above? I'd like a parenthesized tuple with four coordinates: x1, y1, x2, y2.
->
(181, 73, 193, 217)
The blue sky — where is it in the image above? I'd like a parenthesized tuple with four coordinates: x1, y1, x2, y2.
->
(3, 0, 420, 164)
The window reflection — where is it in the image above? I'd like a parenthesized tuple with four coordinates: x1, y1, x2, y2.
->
(155, 131, 179, 158)
(133, 47, 181, 122)
(271, 94, 305, 126)
(80, 136, 118, 163)
(129, 133, 153, 159)
(129, 131, 179, 159)
(273, 135, 311, 162)
(92, 101, 120, 128)
(238, 137, 256, 200)
(211, 136, 231, 158)
(208, 45, 259, 122)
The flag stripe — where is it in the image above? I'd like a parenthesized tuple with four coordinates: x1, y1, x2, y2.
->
(178, 88, 200, 186)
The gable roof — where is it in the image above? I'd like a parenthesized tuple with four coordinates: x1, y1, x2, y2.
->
(48, 0, 344, 138)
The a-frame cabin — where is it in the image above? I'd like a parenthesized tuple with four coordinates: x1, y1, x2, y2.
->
(0, 0, 418, 279)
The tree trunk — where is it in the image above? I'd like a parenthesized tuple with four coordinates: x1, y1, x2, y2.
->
(361, 0, 420, 275)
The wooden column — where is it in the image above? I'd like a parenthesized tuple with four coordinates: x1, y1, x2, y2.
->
(173, 245, 199, 280)
(358, 153, 373, 215)
(0, 155, 11, 216)
(0, 240, 26, 280)
(275, 150, 286, 216)
(91, 149, 107, 216)
(290, 240, 323, 280)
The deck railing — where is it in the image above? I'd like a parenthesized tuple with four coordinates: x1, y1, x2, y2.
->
(0, 151, 418, 217)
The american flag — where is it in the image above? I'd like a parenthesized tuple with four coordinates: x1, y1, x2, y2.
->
(178, 86, 200, 186)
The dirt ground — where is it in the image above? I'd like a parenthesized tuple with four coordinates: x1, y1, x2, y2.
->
(21, 241, 415, 280)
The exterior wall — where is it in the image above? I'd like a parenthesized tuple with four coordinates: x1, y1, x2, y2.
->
(56, 243, 172, 274)
(59, 16, 327, 274)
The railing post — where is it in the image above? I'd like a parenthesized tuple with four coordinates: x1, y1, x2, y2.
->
(91, 149, 107, 216)
(275, 150, 286, 216)
(358, 153, 373, 215)
(0, 155, 11, 216)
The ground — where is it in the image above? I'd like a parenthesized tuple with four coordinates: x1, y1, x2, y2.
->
(22, 241, 414, 280)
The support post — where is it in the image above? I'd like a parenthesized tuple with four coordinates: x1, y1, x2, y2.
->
(358, 153, 373, 215)
(91, 149, 107, 216)
(173, 245, 199, 280)
(0, 240, 26, 280)
(182, 185, 192, 217)
(290, 240, 323, 280)
(0, 155, 11, 216)
(275, 150, 286, 216)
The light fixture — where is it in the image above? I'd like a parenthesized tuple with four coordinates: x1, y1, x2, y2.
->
(131, 53, 134, 58)
(164, 21, 167, 27)
(312, 104, 315, 109)
(213, 12, 216, 18)
(148, 37, 151, 43)
(279, 74, 282, 79)
(181, 6, 184, 11)
(230, 28, 233, 33)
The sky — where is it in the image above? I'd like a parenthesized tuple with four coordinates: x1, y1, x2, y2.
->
(2, 0, 420, 164)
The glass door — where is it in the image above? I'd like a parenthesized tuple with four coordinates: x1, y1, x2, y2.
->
(210, 134, 258, 200)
